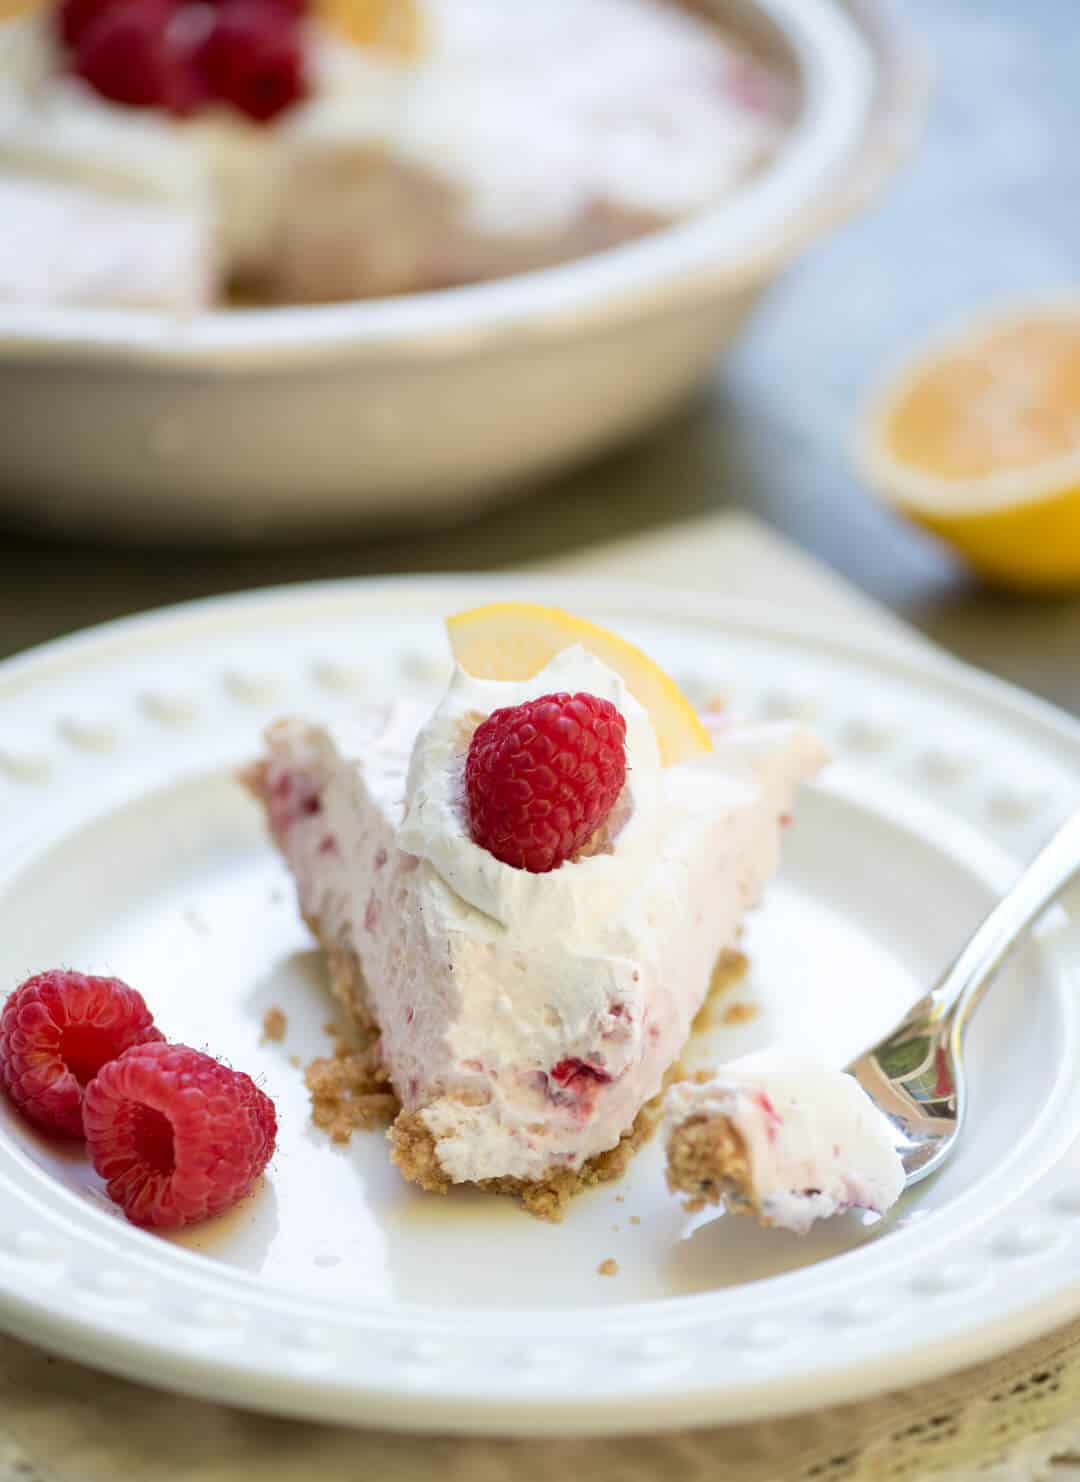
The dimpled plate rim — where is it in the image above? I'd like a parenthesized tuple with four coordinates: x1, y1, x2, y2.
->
(0, 574, 1077, 1437)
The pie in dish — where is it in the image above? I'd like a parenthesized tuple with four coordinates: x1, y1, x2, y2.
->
(0, 0, 789, 308)
(245, 605, 826, 1217)
(664, 1062, 906, 1232)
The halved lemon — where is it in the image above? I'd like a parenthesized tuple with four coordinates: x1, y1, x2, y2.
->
(315, 0, 424, 57)
(446, 602, 712, 766)
(857, 304, 1080, 590)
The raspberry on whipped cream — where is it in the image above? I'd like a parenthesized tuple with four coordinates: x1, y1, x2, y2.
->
(465, 690, 628, 873)
(664, 1058, 906, 1233)
(60, 0, 309, 121)
(246, 645, 826, 1216)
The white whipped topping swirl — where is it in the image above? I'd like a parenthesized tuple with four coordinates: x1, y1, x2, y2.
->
(398, 646, 660, 936)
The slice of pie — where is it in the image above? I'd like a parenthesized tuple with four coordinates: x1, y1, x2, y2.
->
(664, 1063, 905, 1232)
(246, 608, 825, 1217)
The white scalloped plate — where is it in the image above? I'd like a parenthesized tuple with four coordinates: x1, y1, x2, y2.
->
(1, 575, 1079, 1437)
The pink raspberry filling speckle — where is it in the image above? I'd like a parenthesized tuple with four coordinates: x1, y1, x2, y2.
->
(265, 768, 322, 844)
(546, 1057, 613, 1117)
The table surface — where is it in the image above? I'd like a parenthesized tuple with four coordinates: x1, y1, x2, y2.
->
(3, 0, 1078, 714)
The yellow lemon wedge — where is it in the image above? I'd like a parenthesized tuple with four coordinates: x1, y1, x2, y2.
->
(315, 0, 424, 57)
(0, 0, 43, 19)
(857, 304, 1080, 591)
(446, 601, 713, 767)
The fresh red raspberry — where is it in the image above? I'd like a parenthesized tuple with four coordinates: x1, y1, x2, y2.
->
(83, 1042, 277, 1229)
(203, 0, 307, 11)
(208, 0, 307, 12)
(196, 0, 307, 123)
(56, 0, 131, 50)
(72, 0, 203, 114)
(465, 691, 627, 874)
(0, 972, 163, 1138)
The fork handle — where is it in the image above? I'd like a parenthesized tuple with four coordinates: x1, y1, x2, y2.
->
(931, 806, 1080, 1037)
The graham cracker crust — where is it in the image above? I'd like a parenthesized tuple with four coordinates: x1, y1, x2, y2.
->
(300, 913, 401, 1140)
(304, 911, 380, 1041)
(305, 1039, 399, 1143)
(691, 948, 750, 1034)
(721, 1000, 758, 1026)
(261, 1005, 287, 1043)
(389, 1073, 673, 1223)
(665, 1105, 757, 1216)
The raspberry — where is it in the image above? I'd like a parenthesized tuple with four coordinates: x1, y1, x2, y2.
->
(205, 0, 307, 10)
(83, 1043, 276, 1229)
(546, 1057, 612, 1117)
(0, 972, 163, 1138)
(196, 0, 307, 123)
(213, 0, 307, 12)
(72, 0, 204, 115)
(465, 691, 627, 873)
(549, 1057, 612, 1089)
(56, 0, 132, 50)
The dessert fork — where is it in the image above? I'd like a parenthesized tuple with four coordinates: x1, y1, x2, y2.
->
(848, 808, 1080, 1184)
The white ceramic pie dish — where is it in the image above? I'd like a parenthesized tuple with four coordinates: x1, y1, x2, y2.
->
(0, 0, 925, 542)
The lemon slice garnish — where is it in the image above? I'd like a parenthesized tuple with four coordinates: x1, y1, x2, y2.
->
(857, 304, 1080, 591)
(446, 602, 712, 767)
(315, 0, 424, 57)
(0, 0, 45, 20)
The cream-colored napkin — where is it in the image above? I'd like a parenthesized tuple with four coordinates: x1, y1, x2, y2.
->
(2, 513, 1079, 1482)
(530, 511, 925, 656)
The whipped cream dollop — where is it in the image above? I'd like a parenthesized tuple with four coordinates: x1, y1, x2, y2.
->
(398, 646, 660, 936)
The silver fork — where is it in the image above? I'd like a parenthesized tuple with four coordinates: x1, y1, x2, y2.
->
(848, 808, 1080, 1185)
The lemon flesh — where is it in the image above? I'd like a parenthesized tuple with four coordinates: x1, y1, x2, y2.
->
(446, 602, 712, 767)
(860, 310, 1080, 591)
